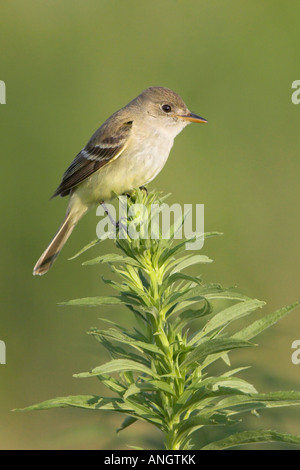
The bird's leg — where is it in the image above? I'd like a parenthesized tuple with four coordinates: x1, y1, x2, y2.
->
(101, 202, 117, 226)
(100, 202, 127, 232)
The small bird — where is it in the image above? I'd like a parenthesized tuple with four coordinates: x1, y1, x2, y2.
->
(33, 86, 207, 275)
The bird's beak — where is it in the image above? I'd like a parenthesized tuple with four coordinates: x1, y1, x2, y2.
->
(176, 112, 208, 123)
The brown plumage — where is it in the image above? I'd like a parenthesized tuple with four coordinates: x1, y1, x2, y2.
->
(33, 86, 207, 275)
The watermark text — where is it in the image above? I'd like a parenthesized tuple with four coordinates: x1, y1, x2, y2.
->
(291, 80, 300, 104)
(96, 197, 205, 250)
(291, 340, 300, 365)
(0, 80, 6, 104)
(0, 340, 6, 364)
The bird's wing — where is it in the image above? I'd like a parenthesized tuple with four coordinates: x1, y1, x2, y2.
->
(52, 120, 133, 198)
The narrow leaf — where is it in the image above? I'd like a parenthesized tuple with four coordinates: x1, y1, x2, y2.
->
(117, 416, 138, 434)
(74, 359, 157, 379)
(182, 338, 255, 366)
(59, 296, 123, 307)
(232, 302, 300, 341)
(201, 430, 300, 450)
(14, 395, 127, 412)
(191, 299, 265, 344)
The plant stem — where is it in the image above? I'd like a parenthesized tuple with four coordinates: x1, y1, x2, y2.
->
(23, 189, 300, 451)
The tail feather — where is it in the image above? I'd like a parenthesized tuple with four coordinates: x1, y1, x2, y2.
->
(33, 205, 86, 275)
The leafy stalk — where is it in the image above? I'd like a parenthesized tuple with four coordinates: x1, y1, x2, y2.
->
(16, 189, 300, 450)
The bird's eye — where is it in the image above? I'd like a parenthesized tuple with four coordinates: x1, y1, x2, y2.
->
(162, 104, 172, 113)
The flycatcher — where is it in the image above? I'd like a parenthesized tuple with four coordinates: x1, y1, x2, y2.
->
(33, 86, 207, 275)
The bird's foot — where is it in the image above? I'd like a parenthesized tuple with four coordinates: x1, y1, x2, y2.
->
(123, 186, 148, 199)
(139, 185, 148, 195)
(101, 202, 127, 232)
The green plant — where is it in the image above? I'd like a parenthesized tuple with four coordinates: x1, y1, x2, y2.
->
(18, 189, 300, 450)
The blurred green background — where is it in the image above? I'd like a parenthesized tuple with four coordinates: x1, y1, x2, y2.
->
(0, 0, 299, 449)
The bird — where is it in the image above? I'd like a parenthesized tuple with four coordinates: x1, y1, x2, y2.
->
(33, 86, 207, 275)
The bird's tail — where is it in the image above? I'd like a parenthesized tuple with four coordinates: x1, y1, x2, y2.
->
(33, 201, 88, 276)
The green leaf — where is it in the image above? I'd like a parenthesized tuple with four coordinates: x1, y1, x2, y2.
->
(122, 398, 163, 426)
(232, 301, 300, 341)
(201, 430, 300, 450)
(14, 395, 128, 412)
(172, 301, 212, 332)
(35, 189, 300, 451)
(90, 329, 164, 356)
(176, 412, 238, 439)
(168, 254, 213, 275)
(182, 338, 255, 366)
(175, 376, 256, 414)
(68, 237, 107, 260)
(197, 376, 257, 395)
(221, 366, 251, 377)
(94, 374, 125, 394)
(126, 445, 145, 450)
(83, 253, 124, 265)
(59, 296, 123, 307)
(117, 416, 138, 434)
(215, 391, 300, 415)
(190, 299, 265, 344)
(159, 232, 222, 266)
(164, 284, 250, 311)
(123, 380, 176, 399)
(92, 335, 147, 364)
(74, 359, 158, 379)
(163, 272, 202, 289)
(83, 253, 141, 268)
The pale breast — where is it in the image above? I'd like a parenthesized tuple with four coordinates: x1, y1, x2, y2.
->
(76, 126, 174, 203)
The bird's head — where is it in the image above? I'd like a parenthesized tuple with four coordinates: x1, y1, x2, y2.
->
(132, 86, 207, 137)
